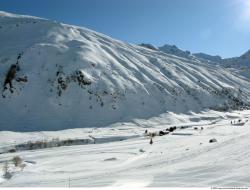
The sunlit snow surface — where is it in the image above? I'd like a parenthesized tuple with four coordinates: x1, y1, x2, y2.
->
(0, 110, 250, 187)
(0, 11, 250, 131)
(0, 11, 250, 187)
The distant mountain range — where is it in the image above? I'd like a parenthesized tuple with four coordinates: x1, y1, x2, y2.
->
(139, 43, 250, 79)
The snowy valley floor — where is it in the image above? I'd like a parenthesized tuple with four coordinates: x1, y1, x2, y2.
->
(0, 110, 250, 187)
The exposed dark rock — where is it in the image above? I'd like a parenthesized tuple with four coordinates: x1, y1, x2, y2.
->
(209, 138, 217, 143)
(159, 130, 169, 136)
(3, 64, 17, 91)
(167, 126, 177, 132)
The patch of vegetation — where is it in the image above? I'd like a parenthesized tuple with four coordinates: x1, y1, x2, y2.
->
(12, 138, 92, 152)
(2, 162, 12, 179)
(12, 156, 22, 167)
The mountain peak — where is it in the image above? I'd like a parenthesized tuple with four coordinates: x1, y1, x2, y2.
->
(158, 44, 191, 58)
(240, 49, 250, 59)
(138, 43, 158, 51)
(193, 52, 222, 63)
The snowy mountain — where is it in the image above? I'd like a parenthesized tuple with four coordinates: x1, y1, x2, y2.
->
(158, 44, 192, 58)
(158, 45, 250, 77)
(193, 50, 250, 79)
(193, 53, 222, 64)
(138, 43, 158, 51)
(222, 50, 250, 68)
(0, 11, 250, 131)
(194, 50, 250, 68)
(221, 50, 250, 67)
(222, 51, 250, 79)
(1, 11, 250, 187)
(163, 45, 250, 80)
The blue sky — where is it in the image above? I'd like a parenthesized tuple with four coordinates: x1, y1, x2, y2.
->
(1, 0, 250, 58)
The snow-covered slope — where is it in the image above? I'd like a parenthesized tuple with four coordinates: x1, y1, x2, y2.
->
(194, 51, 250, 79)
(223, 50, 250, 68)
(222, 51, 250, 79)
(194, 50, 250, 69)
(0, 110, 250, 187)
(0, 11, 250, 131)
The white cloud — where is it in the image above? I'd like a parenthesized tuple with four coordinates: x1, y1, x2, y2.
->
(232, 0, 250, 31)
(239, 0, 250, 21)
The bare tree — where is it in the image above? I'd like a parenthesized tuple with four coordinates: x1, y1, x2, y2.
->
(3, 161, 12, 179)
(12, 156, 22, 167)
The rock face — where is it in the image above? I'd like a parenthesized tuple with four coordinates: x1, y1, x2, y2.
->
(159, 44, 191, 58)
(0, 11, 250, 131)
(138, 43, 158, 51)
(209, 138, 217, 143)
(193, 53, 222, 63)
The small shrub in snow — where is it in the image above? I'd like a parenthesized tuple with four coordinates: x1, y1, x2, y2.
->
(150, 138, 153, 145)
(19, 163, 26, 170)
(12, 156, 22, 167)
(139, 149, 145, 153)
(2, 162, 12, 179)
(150, 132, 157, 137)
(104, 157, 117, 161)
(8, 149, 16, 153)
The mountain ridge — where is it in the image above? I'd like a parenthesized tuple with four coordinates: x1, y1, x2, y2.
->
(0, 11, 249, 131)
(138, 41, 250, 70)
(140, 42, 250, 79)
